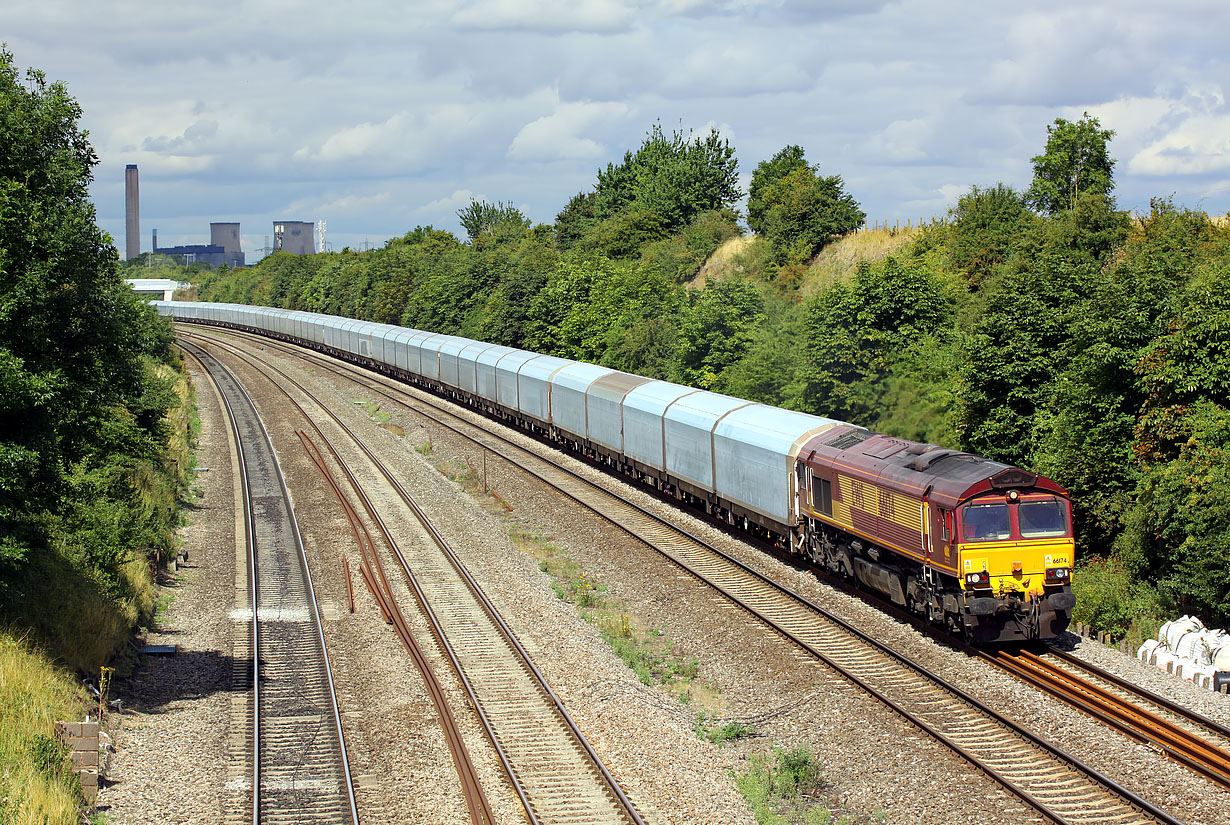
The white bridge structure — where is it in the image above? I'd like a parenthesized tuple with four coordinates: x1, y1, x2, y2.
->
(126, 279, 186, 301)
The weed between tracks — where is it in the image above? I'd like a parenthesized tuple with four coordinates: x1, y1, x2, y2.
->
(511, 525, 716, 701)
(352, 398, 405, 436)
(735, 747, 885, 825)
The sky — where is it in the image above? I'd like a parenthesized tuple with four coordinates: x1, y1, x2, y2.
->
(4, 0, 1229, 262)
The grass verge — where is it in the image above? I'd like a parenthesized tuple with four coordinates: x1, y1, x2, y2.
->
(0, 360, 197, 823)
(0, 634, 91, 825)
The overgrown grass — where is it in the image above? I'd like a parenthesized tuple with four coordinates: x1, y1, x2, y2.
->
(735, 747, 883, 825)
(799, 227, 921, 296)
(0, 634, 90, 825)
(1072, 555, 1166, 647)
(692, 227, 923, 300)
(0, 362, 197, 823)
(351, 398, 394, 426)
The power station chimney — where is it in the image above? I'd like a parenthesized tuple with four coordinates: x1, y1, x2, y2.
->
(125, 164, 140, 260)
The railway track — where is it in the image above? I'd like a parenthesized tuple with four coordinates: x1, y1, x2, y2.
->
(181, 341, 357, 825)
(184, 331, 644, 825)
(989, 646, 1230, 791)
(184, 324, 1196, 825)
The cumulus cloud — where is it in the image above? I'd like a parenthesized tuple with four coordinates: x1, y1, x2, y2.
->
(864, 118, 933, 164)
(1130, 114, 1230, 176)
(417, 189, 485, 215)
(507, 99, 630, 161)
(3, 0, 1227, 243)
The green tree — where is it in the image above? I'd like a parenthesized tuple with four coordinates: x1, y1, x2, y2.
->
(801, 257, 947, 424)
(751, 159, 864, 264)
(0, 49, 173, 570)
(946, 183, 1032, 286)
(554, 190, 599, 250)
(674, 280, 766, 389)
(746, 145, 808, 235)
(457, 199, 531, 243)
(955, 192, 1129, 467)
(593, 123, 740, 233)
(523, 255, 680, 364)
(1027, 113, 1116, 215)
(1033, 200, 1220, 550)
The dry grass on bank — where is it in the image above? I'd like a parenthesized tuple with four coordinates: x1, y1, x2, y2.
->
(693, 227, 923, 296)
(0, 634, 90, 825)
(799, 226, 922, 296)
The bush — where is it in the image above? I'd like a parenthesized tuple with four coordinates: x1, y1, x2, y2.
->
(1072, 555, 1165, 644)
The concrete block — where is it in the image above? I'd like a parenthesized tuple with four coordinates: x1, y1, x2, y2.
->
(55, 721, 82, 740)
(71, 750, 98, 768)
(79, 770, 98, 805)
(80, 722, 98, 738)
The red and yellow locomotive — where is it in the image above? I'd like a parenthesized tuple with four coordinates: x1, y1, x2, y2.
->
(794, 424, 1075, 643)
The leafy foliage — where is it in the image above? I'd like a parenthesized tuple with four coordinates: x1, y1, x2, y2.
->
(1, 49, 184, 666)
(593, 122, 740, 233)
(946, 184, 1032, 286)
(801, 257, 947, 425)
(674, 279, 766, 389)
(748, 146, 864, 264)
(457, 199, 531, 243)
(1027, 113, 1116, 215)
(747, 144, 809, 235)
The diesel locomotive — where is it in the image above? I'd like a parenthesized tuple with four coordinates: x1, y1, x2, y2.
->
(158, 301, 1075, 644)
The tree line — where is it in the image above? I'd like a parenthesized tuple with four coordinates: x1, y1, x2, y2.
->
(191, 117, 1230, 641)
(1, 49, 186, 670)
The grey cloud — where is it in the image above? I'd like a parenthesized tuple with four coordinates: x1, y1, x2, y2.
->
(6, 0, 1226, 247)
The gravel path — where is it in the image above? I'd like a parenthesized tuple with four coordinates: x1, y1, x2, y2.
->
(100, 359, 237, 824)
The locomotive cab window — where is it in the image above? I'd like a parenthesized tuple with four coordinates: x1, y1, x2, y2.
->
(811, 475, 832, 515)
(1019, 497, 1069, 538)
(962, 502, 1010, 542)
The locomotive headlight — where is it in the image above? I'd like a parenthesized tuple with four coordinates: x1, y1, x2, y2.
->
(1045, 567, 1070, 583)
(965, 571, 990, 587)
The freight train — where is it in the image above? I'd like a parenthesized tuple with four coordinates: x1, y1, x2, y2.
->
(157, 301, 1075, 644)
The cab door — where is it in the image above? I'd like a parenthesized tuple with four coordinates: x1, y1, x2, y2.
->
(928, 504, 956, 569)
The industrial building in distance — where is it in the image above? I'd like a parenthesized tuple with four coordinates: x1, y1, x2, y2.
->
(123, 163, 318, 266)
(273, 221, 316, 255)
(154, 222, 246, 268)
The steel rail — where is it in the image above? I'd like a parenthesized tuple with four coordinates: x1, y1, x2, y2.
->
(188, 332, 640, 825)
(180, 323, 1191, 825)
(1045, 645, 1230, 741)
(180, 341, 358, 825)
(989, 648, 1230, 791)
(296, 429, 498, 825)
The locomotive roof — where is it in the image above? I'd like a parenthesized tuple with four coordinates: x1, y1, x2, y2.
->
(798, 424, 1068, 509)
